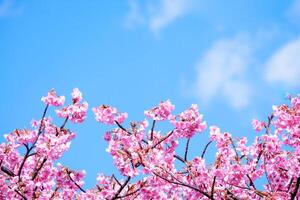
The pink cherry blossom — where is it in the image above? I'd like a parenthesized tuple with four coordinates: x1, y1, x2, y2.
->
(41, 89, 65, 106)
(93, 105, 128, 124)
(144, 100, 174, 121)
(71, 88, 82, 103)
(251, 119, 265, 132)
(1, 88, 300, 199)
(170, 104, 207, 138)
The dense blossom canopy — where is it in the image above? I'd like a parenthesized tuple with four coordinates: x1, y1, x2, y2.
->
(0, 88, 300, 199)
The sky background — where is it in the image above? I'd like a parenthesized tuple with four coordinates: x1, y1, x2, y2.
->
(1, 0, 300, 189)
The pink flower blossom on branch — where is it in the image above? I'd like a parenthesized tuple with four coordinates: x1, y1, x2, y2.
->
(144, 100, 175, 121)
(93, 105, 128, 124)
(251, 119, 265, 132)
(41, 89, 65, 106)
(1, 88, 300, 199)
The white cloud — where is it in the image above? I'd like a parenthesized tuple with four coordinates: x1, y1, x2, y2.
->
(149, 0, 192, 33)
(195, 36, 252, 109)
(265, 37, 300, 87)
(124, 0, 193, 33)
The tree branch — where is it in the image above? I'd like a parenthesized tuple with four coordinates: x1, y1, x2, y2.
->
(201, 141, 213, 159)
(112, 176, 131, 200)
(150, 120, 156, 140)
(152, 130, 173, 149)
(290, 177, 300, 200)
(32, 157, 47, 181)
(18, 104, 49, 179)
(66, 170, 86, 193)
(153, 171, 212, 199)
(184, 138, 190, 161)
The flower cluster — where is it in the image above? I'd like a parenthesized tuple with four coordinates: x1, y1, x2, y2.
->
(170, 104, 207, 138)
(93, 105, 128, 124)
(1, 89, 300, 199)
(251, 119, 265, 132)
(41, 89, 65, 106)
(144, 100, 174, 121)
(56, 88, 88, 124)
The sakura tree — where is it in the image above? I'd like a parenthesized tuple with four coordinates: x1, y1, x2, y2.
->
(0, 88, 299, 199)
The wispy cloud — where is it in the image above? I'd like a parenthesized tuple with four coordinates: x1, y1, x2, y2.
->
(149, 0, 192, 33)
(265, 37, 300, 87)
(194, 35, 253, 109)
(124, 0, 193, 33)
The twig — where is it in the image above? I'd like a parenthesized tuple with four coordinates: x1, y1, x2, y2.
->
(66, 170, 86, 193)
(246, 174, 257, 190)
(150, 120, 156, 140)
(230, 137, 240, 163)
(152, 131, 174, 149)
(153, 172, 212, 199)
(201, 141, 213, 159)
(112, 176, 131, 200)
(115, 120, 132, 135)
(112, 174, 122, 187)
(14, 189, 27, 200)
(174, 154, 186, 164)
(184, 138, 190, 161)
(211, 176, 216, 197)
(115, 182, 145, 199)
(1, 165, 15, 177)
(32, 157, 47, 180)
(60, 116, 69, 129)
(18, 104, 49, 179)
(291, 177, 300, 200)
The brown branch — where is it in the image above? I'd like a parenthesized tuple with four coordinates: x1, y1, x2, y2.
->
(17, 147, 31, 178)
(211, 176, 216, 197)
(115, 182, 145, 199)
(115, 120, 148, 144)
(18, 104, 49, 179)
(291, 177, 300, 200)
(66, 170, 86, 193)
(60, 116, 69, 129)
(112, 176, 131, 200)
(49, 187, 59, 199)
(264, 114, 274, 135)
(115, 120, 132, 135)
(184, 138, 190, 161)
(201, 141, 213, 159)
(112, 174, 122, 187)
(32, 157, 47, 181)
(152, 130, 174, 149)
(14, 189, 27, 200)
(246, 174, 257, 190)
(1, 165, 15, 177)
(262, 153, 273, 192)
(153, 172, 212, 199)
(225, 188, 239, 200)
(174, 154, 186, 164)
(150, 120, 156, 140)
(288, 178, 294, 192)
(229, 137, 240, 163)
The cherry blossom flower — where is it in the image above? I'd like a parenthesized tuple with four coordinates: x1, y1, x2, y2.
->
(251, 119, 265, 132)
(93, 105, 128, 124)
(41, 89, 65, 106)
(144, 100, 174, 121)
(1, 88, 300, 199)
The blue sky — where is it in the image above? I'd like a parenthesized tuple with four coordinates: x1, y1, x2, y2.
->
(1, 0, 300, 188)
